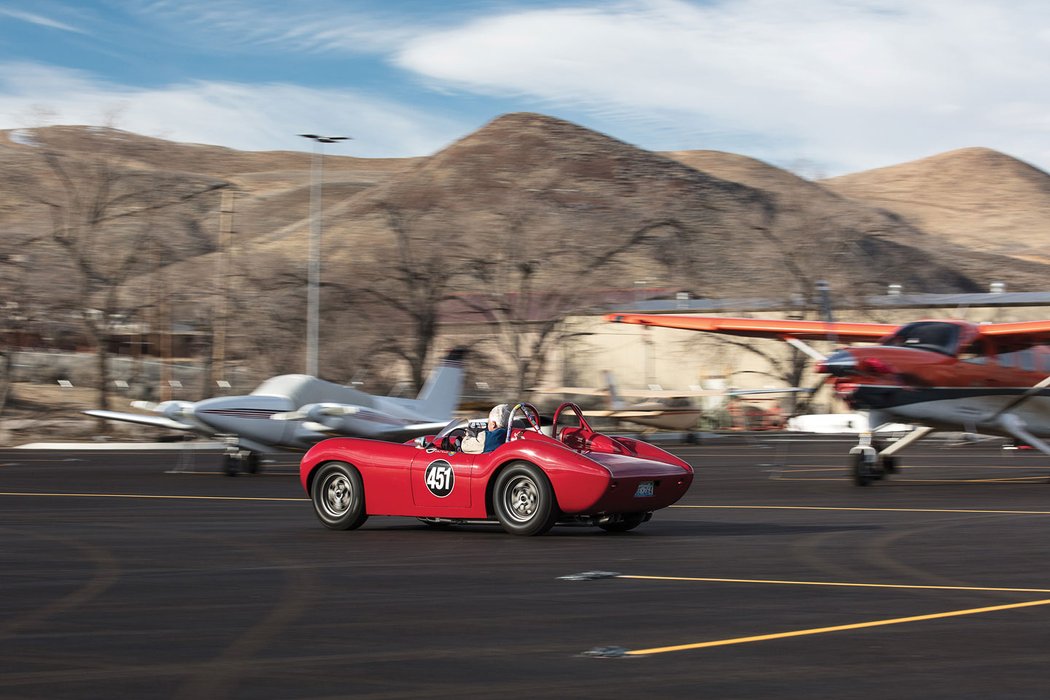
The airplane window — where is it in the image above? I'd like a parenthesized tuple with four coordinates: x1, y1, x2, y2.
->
(999, 351, 1015, 368)
(1020, 349, 1036, 372)
(883, 322, 960, 355)
(958, 339, 988, 364)
(1042, 354, 1050, 373)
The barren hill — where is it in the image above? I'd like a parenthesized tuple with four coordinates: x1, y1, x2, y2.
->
(822, 148, 1050, 264)
(270, 113, 989, 303)
(4, 116, 1050, 327)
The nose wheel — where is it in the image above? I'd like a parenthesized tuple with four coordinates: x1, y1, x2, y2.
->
(223, 449, 260, 476)
(850, 452, 885, 486)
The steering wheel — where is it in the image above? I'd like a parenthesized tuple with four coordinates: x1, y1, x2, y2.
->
(551, 402, 591, 442)
(438, 427, 467, 451)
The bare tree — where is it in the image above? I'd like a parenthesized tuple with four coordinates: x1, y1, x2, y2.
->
(350, 201, 471, 391)
(25, 150, 227, 411)
(458, 207, 692, 395)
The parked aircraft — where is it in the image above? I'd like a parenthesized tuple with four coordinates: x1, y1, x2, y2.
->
(607, 313, 1050, 485)
(537, 370, 806, 438)
(85, 349, 466, 475)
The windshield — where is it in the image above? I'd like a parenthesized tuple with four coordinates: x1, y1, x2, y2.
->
(881, 321, 960, 355)
(432, 418, 470, 440)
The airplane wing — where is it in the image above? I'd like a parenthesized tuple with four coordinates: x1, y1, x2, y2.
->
(83, 409, 196, 431)
(583, 409, 702, 419)
(534, 385, 725, 399)
(533, 386, 610, 397)
(976, 320, 1050, 344)
(605, 313, 898, 343)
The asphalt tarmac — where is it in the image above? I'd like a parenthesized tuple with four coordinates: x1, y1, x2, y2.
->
(4, 435, 1050, 699)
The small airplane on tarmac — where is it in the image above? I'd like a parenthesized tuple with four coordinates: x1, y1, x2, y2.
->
(536, 370, 705, 434)
(85, 349, 466, 475)
(536, 370, 807, 439)
(607, 312, 1050, 485)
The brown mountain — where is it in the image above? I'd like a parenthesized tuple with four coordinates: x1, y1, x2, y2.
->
(822, 147, 1050, 265)
(4, 116, 1049, 316)
(264, 113, 1000, 303)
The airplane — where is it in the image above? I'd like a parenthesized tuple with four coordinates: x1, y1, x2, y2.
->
(535, 369, 807, 439)
(536, 370, 705, 435)
(85, 349, 467, 475)
(606, 312, 1050, 485)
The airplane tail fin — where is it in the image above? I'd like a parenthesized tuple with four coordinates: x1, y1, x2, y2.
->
(602, 370, 627, 410)
(414, 347, 467, 420)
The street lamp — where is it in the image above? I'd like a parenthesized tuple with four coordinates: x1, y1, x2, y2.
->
(299, 133, 350, 376)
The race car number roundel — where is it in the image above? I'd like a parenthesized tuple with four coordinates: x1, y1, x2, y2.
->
(424, 459, 455, 498)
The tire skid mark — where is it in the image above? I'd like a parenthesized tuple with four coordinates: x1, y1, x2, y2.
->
(0, 528, 121, 641)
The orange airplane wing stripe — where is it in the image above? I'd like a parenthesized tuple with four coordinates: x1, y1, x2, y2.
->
(605, 314, 897, 342)
(977, 320, 1050, 337)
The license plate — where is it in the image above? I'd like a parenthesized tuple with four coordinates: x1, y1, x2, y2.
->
(634, 481, 654, 498)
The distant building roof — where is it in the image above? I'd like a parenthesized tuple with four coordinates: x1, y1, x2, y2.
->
(607, 291, 1050, 314)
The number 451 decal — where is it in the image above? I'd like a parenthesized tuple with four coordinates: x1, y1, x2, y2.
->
(425, 460, 455, 498)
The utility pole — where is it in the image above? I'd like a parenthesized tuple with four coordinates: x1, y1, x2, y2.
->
(210, 189, 235, 390)
(299, 133, 350, 377)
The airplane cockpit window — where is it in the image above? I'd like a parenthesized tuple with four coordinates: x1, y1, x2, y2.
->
(882, 322, 960, 355)
(998, 348, 1036, 371)
(958, 338, 989, 364)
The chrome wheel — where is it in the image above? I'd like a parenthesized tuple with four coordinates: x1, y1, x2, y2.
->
(504, 475, 539, 523)
(320, 472, 353, 518)
(492, 462, 558, 536)
(310, 462, 368, 530)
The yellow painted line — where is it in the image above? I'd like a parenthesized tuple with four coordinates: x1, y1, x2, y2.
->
(619, 574, 1050, 594)
(672, 504, 1050, 516)
(624, 598, 1050, 655)
(0, 491, 306, 503)
(776, 475, 1048, 484)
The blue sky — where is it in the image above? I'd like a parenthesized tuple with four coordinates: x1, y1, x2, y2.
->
(0, 0, 1048, 175)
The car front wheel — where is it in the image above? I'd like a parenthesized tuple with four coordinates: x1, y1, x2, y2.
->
(311, 462, 368, 530)
(492, 462, 559, 536)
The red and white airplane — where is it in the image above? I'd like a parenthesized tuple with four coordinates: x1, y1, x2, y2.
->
(607, 313, 1050, 485)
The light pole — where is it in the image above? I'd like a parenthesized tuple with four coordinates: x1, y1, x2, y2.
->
(299, 133, 349, 376)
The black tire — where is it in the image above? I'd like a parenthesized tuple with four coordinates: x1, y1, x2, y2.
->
(851, 453, 873, 487)
(311, 462, 368, 530)
(492, 462, 559, 536)
(223, 454, 239, 477)
(598, 512, 648, 533)
(880, 455, 898, 474)
(244, 452, 261, 475)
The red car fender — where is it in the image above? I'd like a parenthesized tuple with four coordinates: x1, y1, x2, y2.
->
(470, 438, 613, 515)
(300, 438, 418, 515)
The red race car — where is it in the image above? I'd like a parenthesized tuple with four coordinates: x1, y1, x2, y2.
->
(300, 402, 694, 535)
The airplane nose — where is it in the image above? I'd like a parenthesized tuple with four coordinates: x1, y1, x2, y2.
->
(816, 349, 858, 377)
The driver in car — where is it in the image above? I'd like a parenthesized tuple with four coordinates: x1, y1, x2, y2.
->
(461, 403, 511, 454)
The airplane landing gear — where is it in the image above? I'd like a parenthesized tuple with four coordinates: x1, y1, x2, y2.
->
(850, 450, 883, 486)
(848, 426, 934, 486)
(223, 449, 260, 476)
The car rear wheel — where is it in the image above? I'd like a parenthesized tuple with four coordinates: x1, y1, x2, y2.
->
(492, 462, 558, 536)
(311, 462, 368, 530)
(598, 512, 648, 533)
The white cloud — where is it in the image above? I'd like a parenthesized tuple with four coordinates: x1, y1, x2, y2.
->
(393, 0, 1050, 173)
(0, 62, 469, 157)
(0, 8, 86, 34)
(131, 0, 422, 54)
